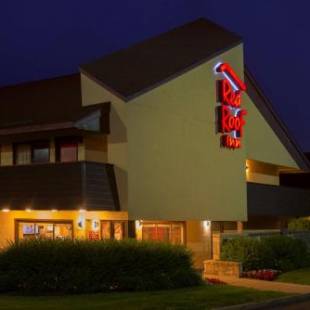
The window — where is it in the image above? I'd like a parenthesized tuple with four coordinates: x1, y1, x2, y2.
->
(16, 220, 73, 240)
(32, 142, 49, 163)
(101, 221, 126, 240)
(59, 143, 78, 162)
(56, 138, 79, 162)
(142, 222, 184, 245)
(14, 141, 50, 165)
(14, 144, 31, 165)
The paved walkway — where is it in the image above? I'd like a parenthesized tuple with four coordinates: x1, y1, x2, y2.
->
(205, 274, 310, 294)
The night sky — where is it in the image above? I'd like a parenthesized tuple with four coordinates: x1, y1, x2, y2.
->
(1, 1, 309, 150)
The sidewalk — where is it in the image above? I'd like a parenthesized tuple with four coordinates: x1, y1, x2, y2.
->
(205, 274, 310, 294)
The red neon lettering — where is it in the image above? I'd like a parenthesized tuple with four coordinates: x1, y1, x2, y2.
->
(222, 135, 241, 149)
(216, 62, 247, 150)
(221, 105, 247, 136)
(216, 63, 246, 91)
(220, 79, 241, 107)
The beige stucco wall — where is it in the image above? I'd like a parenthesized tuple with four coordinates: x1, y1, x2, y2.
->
(127, 44, 247, 221)
(243, 93, 299, 169)
(186, 220, 212, 268)
(81, 74, 128, 210)
(246, 159, 280, 185)
(84, 134, 108, 163)
(80, 43, 300, 222)
(0, 210, 128, 248)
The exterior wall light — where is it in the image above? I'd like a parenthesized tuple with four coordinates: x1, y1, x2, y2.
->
(1, 208, 10, 212)
(51, 209, 58, 212)
(25, 208, 32, 212)
(135, 220, 143, 229)
(91, 219, 100, 231)
(203, 220, 211, 230)
(77, 214, 86, 230)
(79, 209, 87, 213)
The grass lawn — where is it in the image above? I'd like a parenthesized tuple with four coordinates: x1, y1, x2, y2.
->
(0, 285, 287, 310)
(277, 268, 310, 285)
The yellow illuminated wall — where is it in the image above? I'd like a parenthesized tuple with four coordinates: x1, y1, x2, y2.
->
(0, 210, 128, 248)
(243, 93, 299, 169)
(127, 44, 247, 221)
(80, 42, 302, 222)
(81, 73, 128, 211)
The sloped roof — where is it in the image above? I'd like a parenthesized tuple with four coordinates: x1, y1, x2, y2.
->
(245, 68, 310, 171)
(0, 74, 110, 136)
(80, 18, 242, 101)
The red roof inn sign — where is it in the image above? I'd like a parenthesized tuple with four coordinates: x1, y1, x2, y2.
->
(215, 63, 247, 149)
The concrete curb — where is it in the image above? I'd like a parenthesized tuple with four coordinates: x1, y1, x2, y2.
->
(215, 293, 310, 309)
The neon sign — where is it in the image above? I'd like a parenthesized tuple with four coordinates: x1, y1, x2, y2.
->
(215, 63, 247, 149)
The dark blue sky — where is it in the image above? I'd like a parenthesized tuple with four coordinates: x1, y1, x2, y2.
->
(1, 1, 310, 150)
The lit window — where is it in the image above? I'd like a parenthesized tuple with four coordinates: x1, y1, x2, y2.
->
(142, 222, 184, 244)
(16, 221, 73, 240)
(101, 221, 126, 240)
(14, 144, 31, 165)
(58, 142, 78, 162)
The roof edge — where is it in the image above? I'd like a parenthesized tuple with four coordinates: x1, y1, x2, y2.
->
(245, 67, 310, 171)
(81, 41, 243, 102)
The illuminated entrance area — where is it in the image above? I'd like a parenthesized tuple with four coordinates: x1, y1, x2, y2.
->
(101, 220, 126, 240)
(17, 220, 73, 240)
(0, 210, 129, 248)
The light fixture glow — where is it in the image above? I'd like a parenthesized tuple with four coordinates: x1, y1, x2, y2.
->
(203, 220, 211, 230)
(25, 208, 32, 212)
(2, 208, 10, 213)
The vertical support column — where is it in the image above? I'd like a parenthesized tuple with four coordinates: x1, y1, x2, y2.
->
(78, 139, 86, 161)
(50, 139, 56, 163)
(237, 221, 244, 234)
(212, 233, 222, 260)
(127, 220, 137, 239)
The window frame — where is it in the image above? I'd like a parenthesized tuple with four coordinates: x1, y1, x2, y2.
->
(31, 141, 50, 164)
(13, 141, 50, 165)
(141, 221, 185, 245)
(100, 220, 127, 240)
(15, 219, 74, 241)
(55, 137, 80, 163)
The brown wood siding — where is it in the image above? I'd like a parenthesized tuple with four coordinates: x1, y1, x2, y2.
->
(0, 161, 119, 211)
(84, 162, 120, 211)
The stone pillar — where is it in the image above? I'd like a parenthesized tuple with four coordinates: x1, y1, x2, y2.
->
(212, 233, 222, 260)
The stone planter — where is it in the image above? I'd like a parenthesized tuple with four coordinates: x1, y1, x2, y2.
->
(203, 260, 242, 278)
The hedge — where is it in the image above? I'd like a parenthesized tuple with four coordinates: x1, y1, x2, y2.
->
(288, 218, 310, 231)
(0, 239, 202, 294)
(221, 235, 310, 272)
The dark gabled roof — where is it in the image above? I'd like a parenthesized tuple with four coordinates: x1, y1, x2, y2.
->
(245, 68, 310, 171)
(0, 74, 110, 139)
(80, 18, 242, 101)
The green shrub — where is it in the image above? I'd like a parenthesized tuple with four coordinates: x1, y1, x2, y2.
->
(0, 239, 202, 294)
(221, 237, 272, 271)
(262, 235, 309, 271)
(288, 218, 310, 231)
(221, 235, 310, 272)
